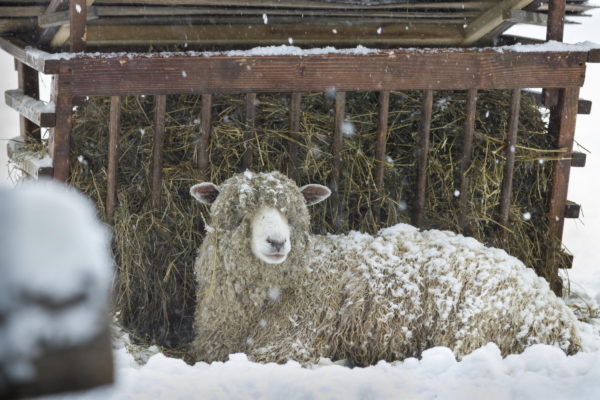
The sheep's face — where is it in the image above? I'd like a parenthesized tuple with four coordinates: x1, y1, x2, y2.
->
(250, 206, 291, 264)
(190, 171, 331, 265)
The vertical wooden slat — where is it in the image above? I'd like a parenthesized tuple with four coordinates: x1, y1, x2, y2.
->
(547, 87, 580, 241)
(374, 90, 390, 223)
(288, 92, 302, 180)
(330, 91, 346, 231)
(197, 93, 212, 179)
(69, 0, 87, 52)
(151, 94, 167, 210)
(106, 96, 121, 224)
(546, 86, 580, 295)
(458, 88, 478, 232)
(413, 89, 433, 228)
(543, 0, 566, 108)
(49, 76, 72, 182)
(242, 92, 256, 170)
(16, 60, 41, 141)
(498, 89, 521, 235)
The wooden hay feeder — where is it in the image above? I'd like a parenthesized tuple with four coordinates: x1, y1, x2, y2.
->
(1, 1, 599, 356)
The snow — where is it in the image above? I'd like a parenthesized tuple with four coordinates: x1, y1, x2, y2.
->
(0, 182, 112, 385)
(38, 340, 600, 400)
(2, 6, 600, 400)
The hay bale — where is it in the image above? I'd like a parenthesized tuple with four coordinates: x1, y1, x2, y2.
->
(59, 90, 566, 354)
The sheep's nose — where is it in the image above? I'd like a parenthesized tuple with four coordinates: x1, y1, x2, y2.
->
(266, 237, 286, 252)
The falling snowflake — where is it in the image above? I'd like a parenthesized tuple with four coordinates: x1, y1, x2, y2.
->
(523, 212, 532, 221)
(453, 190, 460, 197)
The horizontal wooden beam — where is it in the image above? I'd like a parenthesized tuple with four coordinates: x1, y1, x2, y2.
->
(82, 23, 464, 47)
(6, 136, 54, 179)
(54, 49, 588, 96)
(5, 89, 56, 127)
(503, 9, 547, 26)
(51, 1, 497, 11)
(0, 37, 59, 74)
(570, 152, 587, 168)
(38, 6, 99, 28)
(0, 18, 37, 33)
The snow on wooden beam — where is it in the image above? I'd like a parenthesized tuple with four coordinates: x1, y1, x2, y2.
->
(462, 0, 533, 45)
(6, 136, 54, 179)
(52, 49, 588, 97)
(0, 37, 59, 74)
(5, 89, 56, 127)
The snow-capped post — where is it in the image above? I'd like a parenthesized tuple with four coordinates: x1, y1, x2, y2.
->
(0, 182, 114, 399)
(151, 94, 167, 210)
(413, 89, 433, 228)
(457, 88, 478, 233)
(69, 0, 87, 53)
(106, 95, 121, 224)
(373, 90, 390, 223)
(499, 88, 521, 240)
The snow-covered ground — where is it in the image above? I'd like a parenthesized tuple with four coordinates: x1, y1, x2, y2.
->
(1, 5, 600, 400)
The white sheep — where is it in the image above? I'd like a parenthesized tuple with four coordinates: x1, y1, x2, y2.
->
(190, 171, 581, 366)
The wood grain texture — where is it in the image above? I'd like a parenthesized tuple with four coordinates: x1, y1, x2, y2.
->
(151, 94, 166, 210)
(458, 88, 478, 232)
(499, 88, 521, 234)
(197, 93, 212, 178)
(243, 93, 257, 170)
(413, 89, 433, 228)
(49, 76, 72, 182)
(55, 50, 588, 97)
(330, 91, 345, 231)
(0, 37, 58, 74)
(5, 89, 55, 128)
(374, 90, 390, 224)
(288, 92, 302, 180)
(70, 0, 88, 52)
(547, 87, 580, 241)
(106, 95, 121, 224)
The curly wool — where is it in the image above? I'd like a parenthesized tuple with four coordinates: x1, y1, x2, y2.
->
(192, 171, 581, 366)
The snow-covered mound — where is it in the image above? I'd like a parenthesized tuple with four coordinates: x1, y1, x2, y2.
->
(0, 182, 113, 387)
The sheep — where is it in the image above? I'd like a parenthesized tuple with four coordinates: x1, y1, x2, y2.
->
(190, 171, 581, 366)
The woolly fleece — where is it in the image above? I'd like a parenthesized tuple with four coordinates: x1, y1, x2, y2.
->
(192, 171, 581, 366)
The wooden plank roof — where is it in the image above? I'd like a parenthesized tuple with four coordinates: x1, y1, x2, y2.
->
(0, 0, 596, 50)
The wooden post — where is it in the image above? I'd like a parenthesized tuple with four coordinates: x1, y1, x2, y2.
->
(197, 93, 212, 179)
(543, 0, 566, 107)
(242, 93, 256, 170)
(106, 96, 121, 224)
(374, 91, 390, 223)
(151, 94, 166, 210)
(15, 60, 41, 141)
(547, 87, 580, 242)
(458, 88, 478, 232)
(49, 76, 72, 182)
(330, 91, 346, 231)
(499, 89, 521, 236)
(413, 89, 433, 228)
(70, 0, 87, 52)
(288, 92, 302, 180)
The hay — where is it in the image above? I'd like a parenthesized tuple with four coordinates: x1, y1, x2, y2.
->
(55, 90, 567, 355)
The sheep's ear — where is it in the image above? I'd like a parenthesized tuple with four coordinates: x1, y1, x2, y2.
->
(190, 182, 220, 205)
(300, 184, 331, 206)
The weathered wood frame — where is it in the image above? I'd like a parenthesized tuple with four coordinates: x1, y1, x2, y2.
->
(0, 35, 594, 296)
